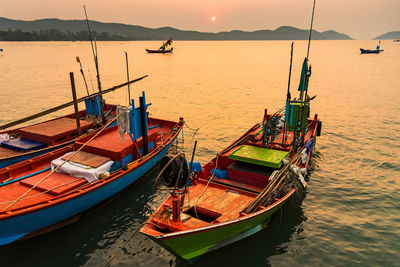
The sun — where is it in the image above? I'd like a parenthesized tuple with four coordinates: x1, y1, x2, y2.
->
(211, 16, 216, 22)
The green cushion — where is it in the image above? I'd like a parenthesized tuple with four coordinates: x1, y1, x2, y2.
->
(228, 145, 289, 168)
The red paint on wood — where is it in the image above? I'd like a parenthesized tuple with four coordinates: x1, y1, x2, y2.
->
(62, 151, 111, 168)
(20, 171, 87, 195)
(16, 118, 94, 145)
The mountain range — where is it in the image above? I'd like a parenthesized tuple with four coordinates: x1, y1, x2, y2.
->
(0, 17, 352, 40)
(374, 31, 400, 40)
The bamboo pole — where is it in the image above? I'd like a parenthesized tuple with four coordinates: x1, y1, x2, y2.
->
(83, 5, 105, 124)
(124, 51, 131, 104)
(243, 149, 303, 213)
(69, 72, 82, 136)
(0, 75, 148, 131)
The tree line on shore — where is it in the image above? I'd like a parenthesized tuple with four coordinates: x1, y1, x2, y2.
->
(0, 29, 130, 41)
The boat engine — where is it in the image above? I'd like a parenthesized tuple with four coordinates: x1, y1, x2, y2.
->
(159, 154, 189, 188)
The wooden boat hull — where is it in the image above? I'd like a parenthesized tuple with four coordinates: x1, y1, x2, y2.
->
(0, 119, 182, 246)
(146, 48, 173, 54)
(141, 116, 319, 262)
(0, 105, 118, 169)
(142, 189, 295, 262)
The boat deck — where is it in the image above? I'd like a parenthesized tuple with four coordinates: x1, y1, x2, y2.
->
(0, 160, 79, 210)
(0, 146, 23, 158)
(151, 181, 256, 232)
(15, 117, 94, 145)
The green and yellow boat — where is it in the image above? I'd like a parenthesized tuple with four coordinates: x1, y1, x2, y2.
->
(141, 52, 321, 264)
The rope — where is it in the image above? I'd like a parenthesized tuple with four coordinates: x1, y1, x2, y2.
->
(193, 155, 219, 218)
(242, 148, 304, 213)
(103, 222, 146, 267)
(183, 121, 200, 132)
(0, 179, 89, 206)
(4, 104, 132, 211)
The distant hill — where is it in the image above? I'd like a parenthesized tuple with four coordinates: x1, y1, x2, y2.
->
(374, 31, 400, 40)
(0, 17, 353, 41)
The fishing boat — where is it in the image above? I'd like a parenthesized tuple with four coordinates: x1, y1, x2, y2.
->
(140, 77, 321, 262)
(0, 76, 147, 169)
(0, 91, 183, 246)
(360, 40, 384, 54)
(140, 2, 321, 261)
(146, 48, 174, 54)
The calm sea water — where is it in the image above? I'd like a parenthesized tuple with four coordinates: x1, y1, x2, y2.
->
(0, 40, 399, 266)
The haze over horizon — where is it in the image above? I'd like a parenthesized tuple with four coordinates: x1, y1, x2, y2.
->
(0, 0, 398, 40)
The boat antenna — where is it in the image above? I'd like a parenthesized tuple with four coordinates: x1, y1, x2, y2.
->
(83, 5, 105, 124)
(124, 51, 132, 104)
(306, 0, 316, 60)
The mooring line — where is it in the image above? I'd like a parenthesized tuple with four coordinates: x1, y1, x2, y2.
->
(103, 222, 146, 267)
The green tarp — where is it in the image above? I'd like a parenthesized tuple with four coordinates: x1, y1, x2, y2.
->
(228, 145, 289, 168)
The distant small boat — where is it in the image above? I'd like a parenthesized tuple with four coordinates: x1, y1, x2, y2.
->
(394, 39, 400, 42)
(360, 48, 384, 54)
(360, 40, 383, 54)
(146, 48, 173, 54)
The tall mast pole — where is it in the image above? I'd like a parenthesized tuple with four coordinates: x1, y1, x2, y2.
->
(306, 0, 316, 60)
(125, 51, 132, 104)
(300, 0, 316, 147)
(83, 5, 105, 124)
(283, 42, 294, 146)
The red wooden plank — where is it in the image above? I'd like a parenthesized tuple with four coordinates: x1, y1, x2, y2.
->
(20, 171, 87, 195)
(62, 151, 111, 168)
(16, 118, 93, 145)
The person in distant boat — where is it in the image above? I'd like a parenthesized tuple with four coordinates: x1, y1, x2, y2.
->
(159, 37, 173, 51)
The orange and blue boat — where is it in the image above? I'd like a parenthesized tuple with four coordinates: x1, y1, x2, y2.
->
(0, 91, 183, 245)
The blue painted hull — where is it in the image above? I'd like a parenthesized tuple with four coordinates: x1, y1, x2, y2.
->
(360, 48, 383, 54)
(0, 136, 175, 246)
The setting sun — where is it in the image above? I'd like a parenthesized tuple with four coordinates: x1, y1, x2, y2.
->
(211, 16, 216, 22)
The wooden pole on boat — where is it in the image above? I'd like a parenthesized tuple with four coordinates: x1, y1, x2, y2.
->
(83, 5, 105, 124)
(124, 51, 132, 104)
(180, 141, 197, 209)
(300, 0, 316, 147)
(286, 42, 294, 99)
(306, 0, 316, 60)
(69, 72, 82, 135)
(139, 96, 149, 155)
(76, 57, 90, 96)
(0, 75, 148, 131)
(283, 42, 294, 146)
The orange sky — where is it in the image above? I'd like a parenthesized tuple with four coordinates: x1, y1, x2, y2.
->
(0, 0, 399, 39)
